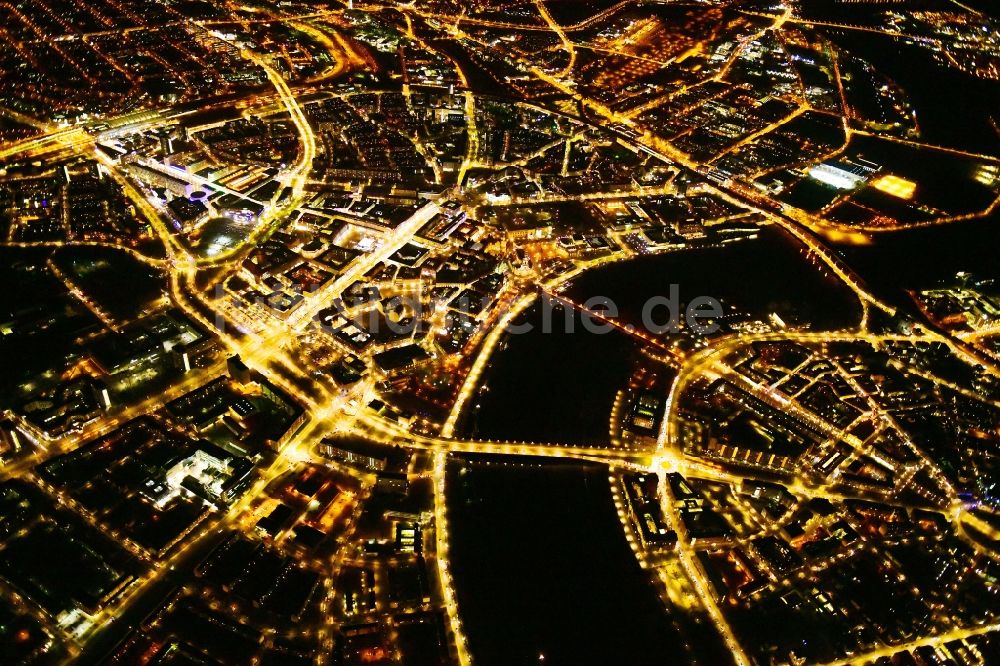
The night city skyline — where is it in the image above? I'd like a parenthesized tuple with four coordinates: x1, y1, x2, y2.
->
(0, 1, 998, 665)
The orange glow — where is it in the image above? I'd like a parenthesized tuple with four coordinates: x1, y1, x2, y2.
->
(871, 174, 917, 200)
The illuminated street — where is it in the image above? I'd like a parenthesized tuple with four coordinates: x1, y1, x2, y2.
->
(0, 1, 998, 665)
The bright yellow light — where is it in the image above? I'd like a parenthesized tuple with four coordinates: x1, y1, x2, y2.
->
(975, 165, 998, 187)
(871, 174, 917, 200)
